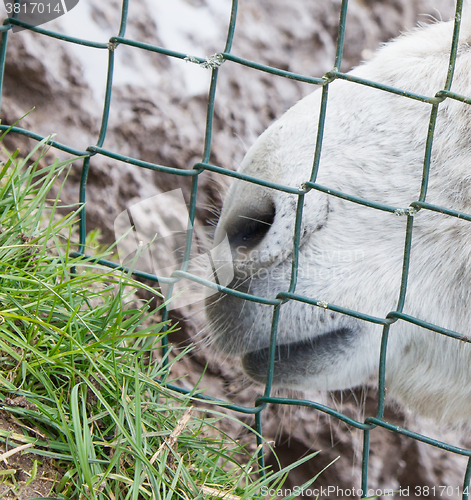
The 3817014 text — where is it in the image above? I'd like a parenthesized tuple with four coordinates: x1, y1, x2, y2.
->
(5, 2, 63, 14)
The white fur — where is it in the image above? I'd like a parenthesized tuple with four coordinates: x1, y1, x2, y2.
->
(206, 14, 471, 425)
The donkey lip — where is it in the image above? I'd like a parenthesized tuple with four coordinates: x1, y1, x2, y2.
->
(241, 328, 354, 385)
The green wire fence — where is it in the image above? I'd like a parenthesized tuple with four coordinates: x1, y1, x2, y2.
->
(1, 0, 471, 496)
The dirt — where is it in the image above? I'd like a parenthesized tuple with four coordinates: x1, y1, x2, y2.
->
(0, 411, 62, 499)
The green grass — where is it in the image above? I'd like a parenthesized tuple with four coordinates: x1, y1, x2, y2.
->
(0, 135, 326, 499)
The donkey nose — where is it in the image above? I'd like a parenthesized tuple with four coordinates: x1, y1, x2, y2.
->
(224, 197, 275, 252)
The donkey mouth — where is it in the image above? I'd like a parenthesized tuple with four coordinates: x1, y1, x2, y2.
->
(241, 327, 354, 386)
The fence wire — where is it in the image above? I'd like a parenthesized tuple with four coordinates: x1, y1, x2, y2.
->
(1, 0, 471, 497)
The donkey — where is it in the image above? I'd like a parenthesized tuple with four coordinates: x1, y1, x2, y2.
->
(206, 13, 471, 424)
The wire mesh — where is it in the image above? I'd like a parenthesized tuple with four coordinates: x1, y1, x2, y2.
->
(1, 0, 471, 496)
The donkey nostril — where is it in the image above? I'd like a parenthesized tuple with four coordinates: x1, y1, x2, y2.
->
(225, 199, 275, 250)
